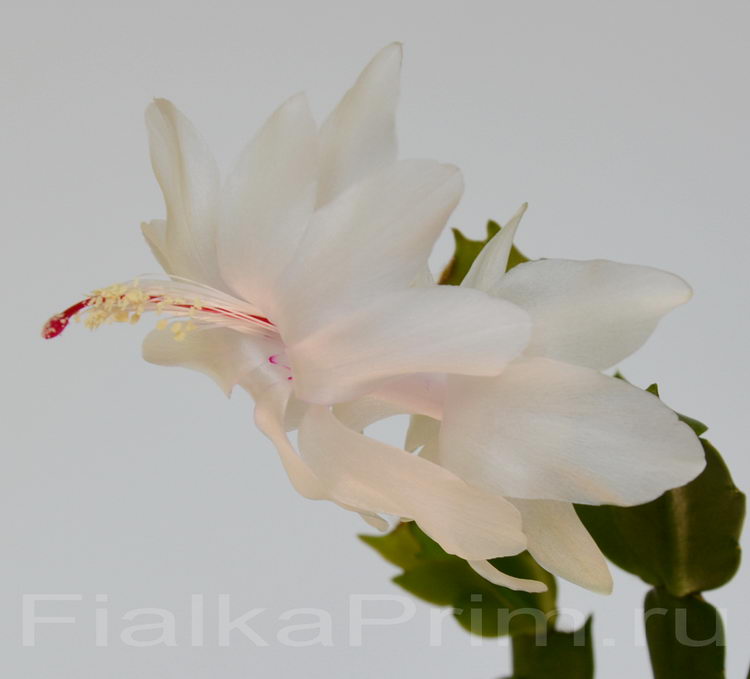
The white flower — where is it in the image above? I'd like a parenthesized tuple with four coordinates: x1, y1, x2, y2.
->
(404, 205, 706, 593)
(44, 45, 705, 595)
(43, 45, 534, 566)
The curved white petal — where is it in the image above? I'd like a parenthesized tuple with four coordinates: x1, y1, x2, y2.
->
(461, 203, 527, 291)
(275, 159, 464, 341)
(510, 499, 612, 594)
(355, 510, 392, 532)
(334, 377, 444, 435)
(141, 219, 172, 273)
(287, 286, 530, 405)
(145, 99, 223, 288)
(317, 43, 401, 206)
(142, 326, 276, 396)
(490, 259, 693, 370)
(250, 375, 326, 500)
(298, 405, 526, 561)
(333, 397, 406, 432)
(369, 374, 446, 420)
(281, 395, 308, 432)
(218, 94, 318, 307)
(468, 560, 548, 593)
(439, 357, 705, 506)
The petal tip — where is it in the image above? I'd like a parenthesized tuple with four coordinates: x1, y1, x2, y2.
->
(281, 91, 311, 111)
(146, 97, 175, 120)
(598, 576, 615, 596)
(585, 565, 614, 595)
(373, 41, 403, 67)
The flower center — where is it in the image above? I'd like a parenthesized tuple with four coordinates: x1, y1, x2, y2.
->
(269, 354, 294, 381)
(42, 278, 277, 342)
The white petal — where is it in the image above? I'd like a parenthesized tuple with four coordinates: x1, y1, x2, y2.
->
(144, 327, 325, 500)
(317, 43, 401, 206)
(141, 219, 172, 273)
(461, 203, 527, 291)
(412, 266, 436, 288)
(439, 357, 705, 506)
(510, 499, 612, 594)
(142, 326, 274, 396)
(333, 397, 405, 432)
(369, 374, 446, 420)
(356, 511, 391, 532)
(275, 159, 464, 341)
(333, 376, 444, 433)
(406, 415, 441, 463)
(145, 99, 223, 288)
(249, 371, 325, 500)
(286, 286, 530, 405)
(490, 259, 693, 369)
(405, 414, 440, 452)
(298, 405, 526, 561)
(218, 94, 318, 307)
(468, 560, 548, 593)
(418, 436, 441, 464)
(282, 395, 308, 432)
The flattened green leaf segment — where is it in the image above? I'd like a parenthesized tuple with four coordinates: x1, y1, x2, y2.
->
(505, 618, 594, 679)
(645, 588, 725, 679)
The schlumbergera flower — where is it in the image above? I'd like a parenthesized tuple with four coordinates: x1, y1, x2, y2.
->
(43, 44, 706, 594)
(43, 45, 537, 575)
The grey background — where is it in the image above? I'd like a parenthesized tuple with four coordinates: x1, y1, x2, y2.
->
(2, 0, 749, 676)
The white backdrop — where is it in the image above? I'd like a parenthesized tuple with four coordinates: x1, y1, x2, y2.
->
(3, 1, 749, 677)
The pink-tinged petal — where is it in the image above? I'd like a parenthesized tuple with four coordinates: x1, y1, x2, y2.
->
(247, 371, 326, 501)
(333, 397, 406, 432)
(490, 258, 693, 370)
(317, 43, 401, 206)
(286, 286, 530, 405)
(440, 357, 705, 506)
(369, 374, 446, 420)
(510, 499, 612, 594)
(468, 560, 548, 593)
(218, 93, 318, 308)
(333, 376, 444, 434)
(145, 99, 223, 288)
(298, 405, 527, 561)
(275, 159, 464, 341)
(142, 327, 276, 396)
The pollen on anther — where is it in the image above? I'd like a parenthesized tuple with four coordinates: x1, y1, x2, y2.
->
(43, 278, 277, 341)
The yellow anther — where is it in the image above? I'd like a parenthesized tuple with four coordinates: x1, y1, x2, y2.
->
(70, 280, 225, 341)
